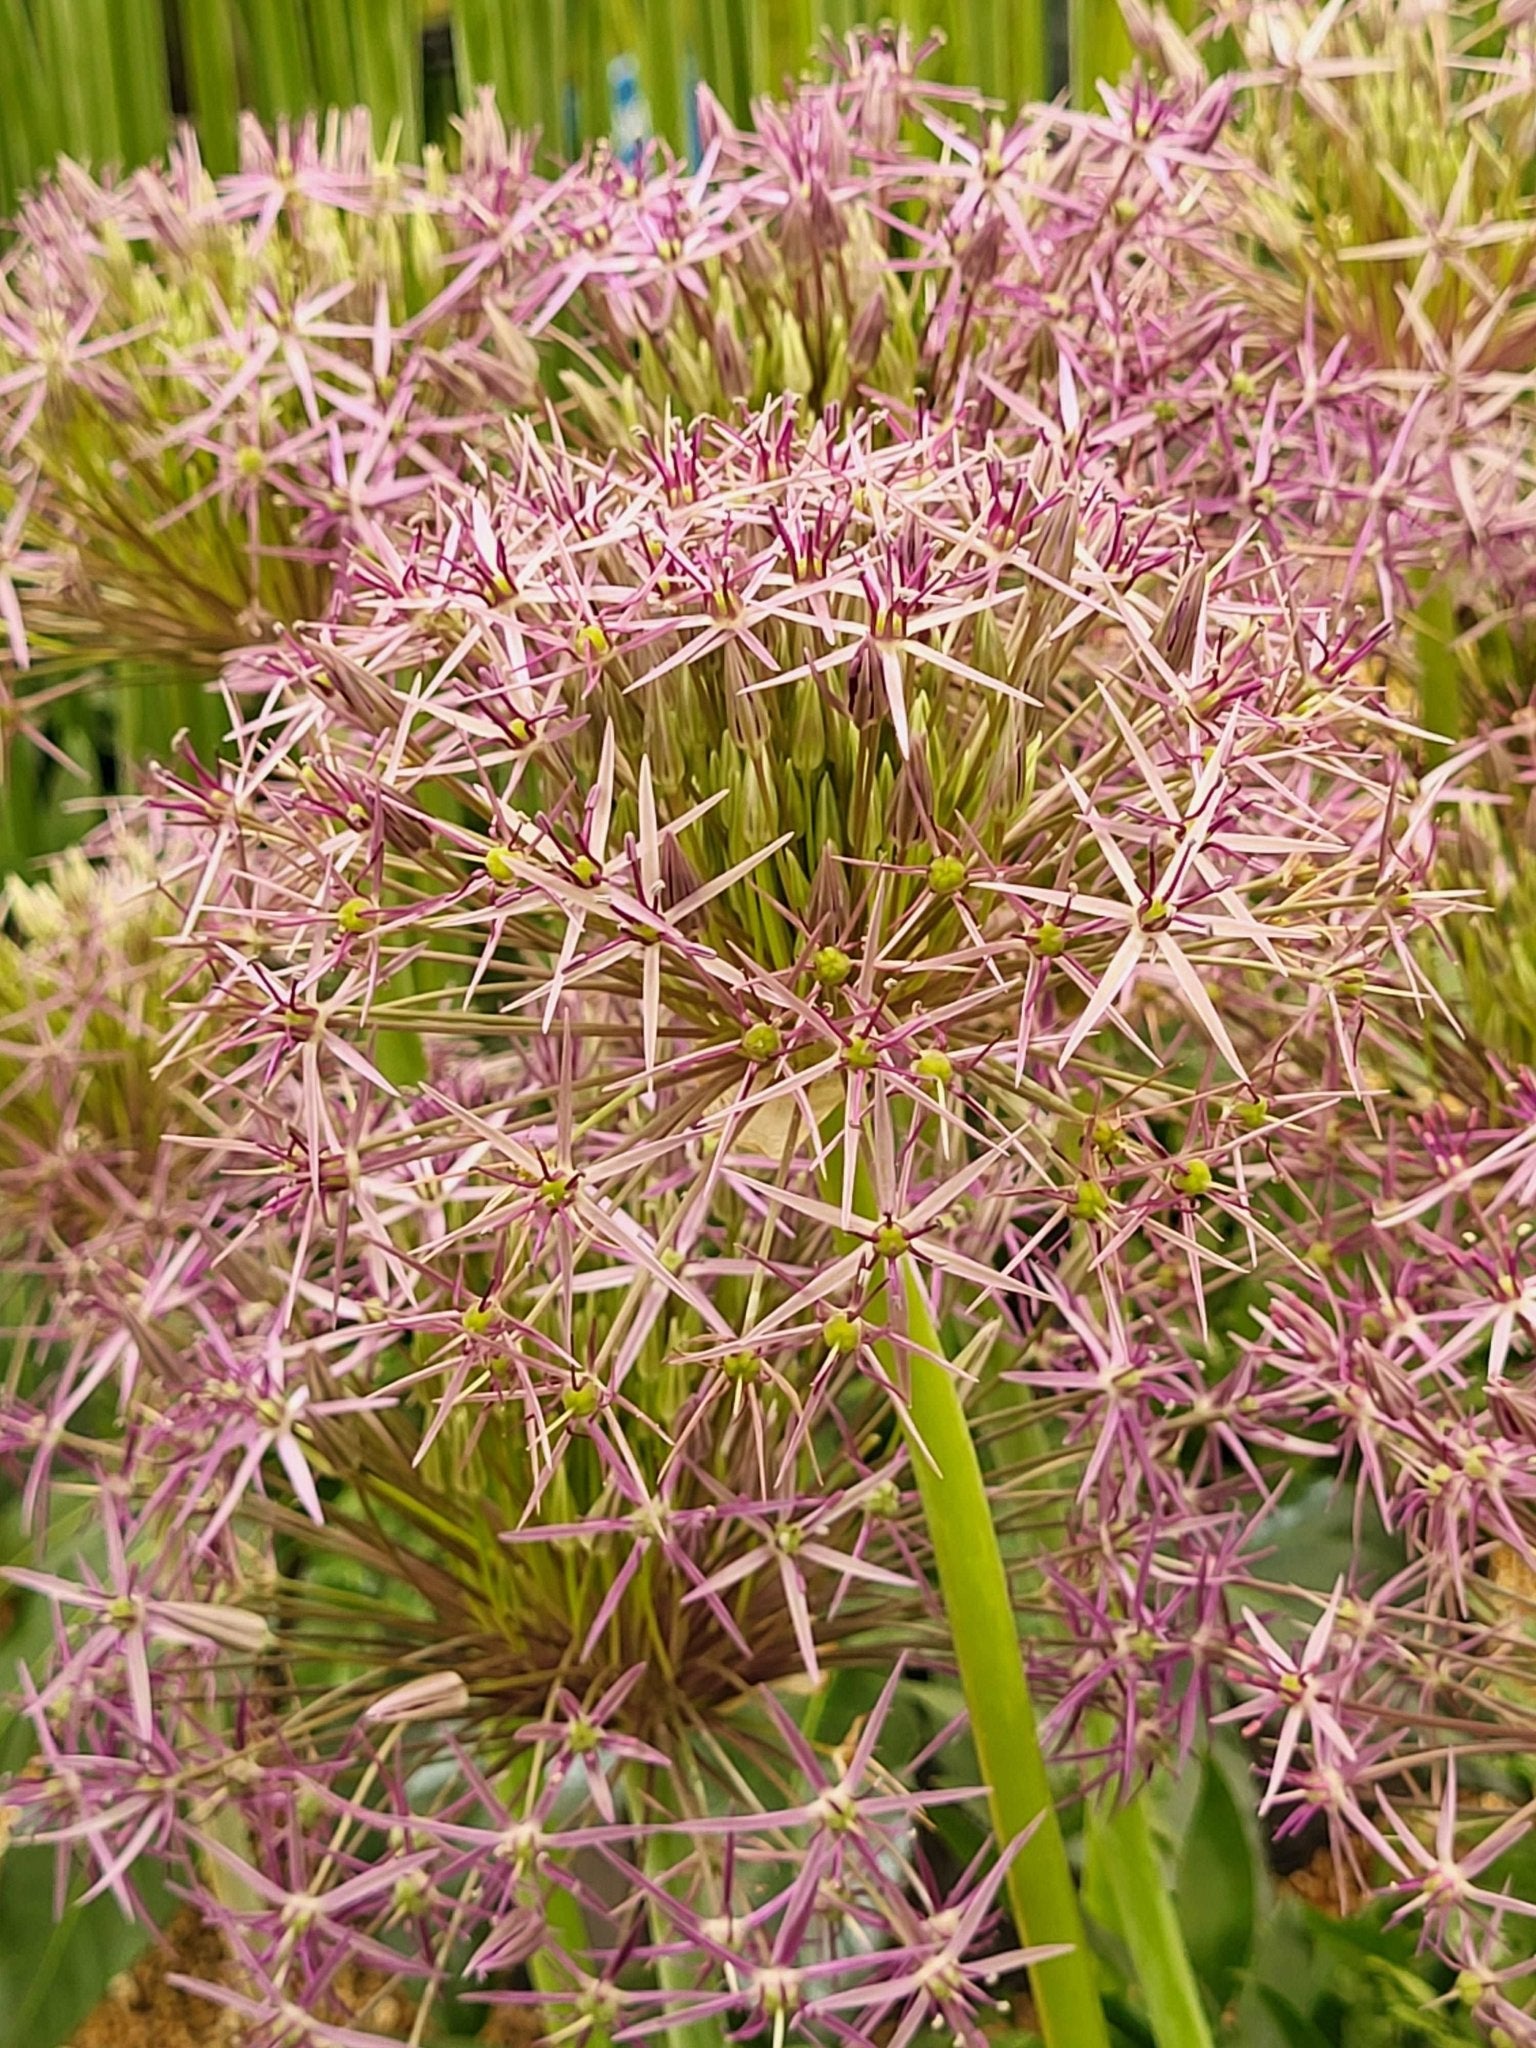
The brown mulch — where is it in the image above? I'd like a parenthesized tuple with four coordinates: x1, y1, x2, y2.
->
(71, 1913, 240, 2048)
(1278, 1843, 1369, 1918)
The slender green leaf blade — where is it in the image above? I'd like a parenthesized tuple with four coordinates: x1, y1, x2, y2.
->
(178, 0, 241, 170)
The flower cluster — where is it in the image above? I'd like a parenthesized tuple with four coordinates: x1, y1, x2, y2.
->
(8, 19, 1536, 2046)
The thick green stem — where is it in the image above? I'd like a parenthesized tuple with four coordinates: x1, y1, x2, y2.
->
(1089, 1791, 1214, 2048)
(891, 1255, 1109, 2048)
(846, 1157, 1107, 2048)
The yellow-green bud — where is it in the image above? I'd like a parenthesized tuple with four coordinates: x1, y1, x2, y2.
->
(1071, 1180, 1112, 1223)
(863, 1478, 901, 1520)
(337, 896, 371, 934)
(813, 945, 853, 988)
(741, 1022, 782, 1063)
(927, 854, 968, 897)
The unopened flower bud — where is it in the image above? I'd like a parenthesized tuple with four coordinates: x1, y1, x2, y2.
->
(1071, 1180, 1113, 1223)
(1030, 488, 1079, 586)
(364, 1672, 471, 1725)
(712, 312, 748, 397)
(847, 290, 888, 377)
(1153, 560, 1206, 672)
(741, 1022, 782, 1063)
(958, 210, 1005, 290)
(157, 1601, 273, 1656)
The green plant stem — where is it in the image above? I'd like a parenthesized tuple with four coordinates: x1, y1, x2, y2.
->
(1090, 1791, 1214, 2048)
(847, 1157, 1109, 2048)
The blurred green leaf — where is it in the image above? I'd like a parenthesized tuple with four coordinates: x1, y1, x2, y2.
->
(1253, 1985, 1333, 2048)
(1175, 1754, 1257, 2007)
(0, 1497, 168, 2048)
(0, 1853, 167, 2048)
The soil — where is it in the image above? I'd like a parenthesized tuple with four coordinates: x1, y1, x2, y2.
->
(1279, 1843, 1368, 1918)
(71, 1914, 240, 2048)
(69, 1910, 544, 2046)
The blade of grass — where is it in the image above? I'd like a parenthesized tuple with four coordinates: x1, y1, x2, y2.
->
(528, 0, 569, 159)
(450, 0, 492, 103)
(355, 0, 423, 152)
(488, 0, 539, 136)
(0, 0, 43, 206)
(1010, 0, 1051, 104)
(951, 0, 999, 110)
(1070, 0, 1134, 108)
(108, 0, 173, 166)
(642, 0, 685, 154)
(570, 0, 608, 146)
(37, 0, 117, 163)
(708, 0, 751, 122)
(178, 0, 242, 171)
(240, 0, 316, 121)
(307, 0, 360, 110)
(766, 0, 815, 92)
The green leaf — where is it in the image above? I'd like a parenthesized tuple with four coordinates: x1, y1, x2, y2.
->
(108, 0, 173, 166)
(1175, 1754, 1257, 2005)
(1069, 0, 1134, 108)
(177, 0, 241, 172)
(239, 0, 316, 122)
(0, 1853, 167, 2048)
(0, 1498, 169, 2048)
(1251, 1986, 1333, 2048)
